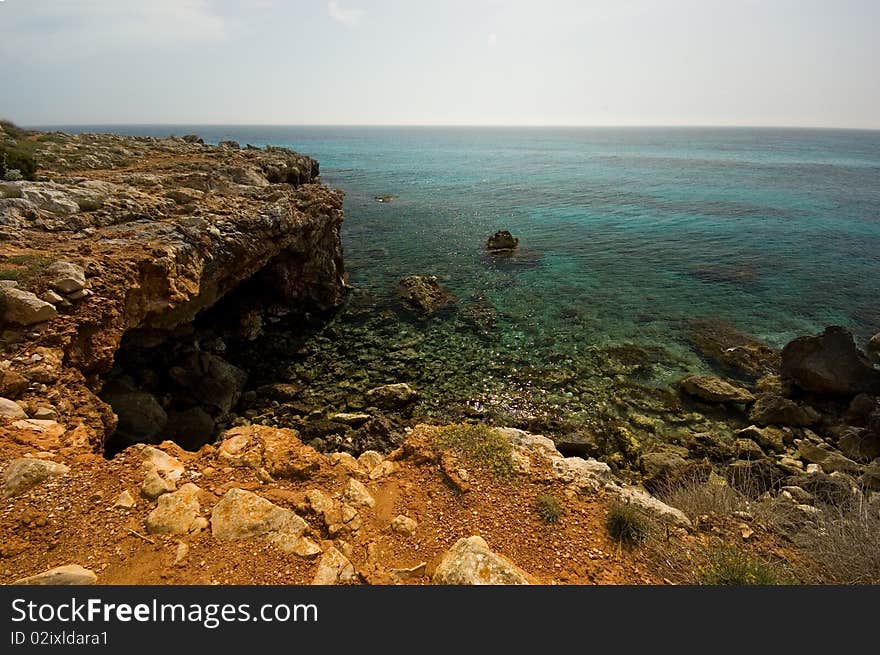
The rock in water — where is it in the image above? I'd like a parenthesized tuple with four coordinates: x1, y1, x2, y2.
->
(0, 287, 57, 325)
(486, 230, 519, 252)
(781, 326, 880, 396)
(396, 275, 456, 317)
(13, 564, 97, 586)
(679, 375, 755, 404)
(2, 458, 70, 499)
(365, 383, 418, 409)
(432, 536, 531, 585)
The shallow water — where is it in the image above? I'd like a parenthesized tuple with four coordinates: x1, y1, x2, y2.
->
(56, 126, 880, 430)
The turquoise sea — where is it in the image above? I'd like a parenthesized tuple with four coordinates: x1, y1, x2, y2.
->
(51, 126, 880, 430)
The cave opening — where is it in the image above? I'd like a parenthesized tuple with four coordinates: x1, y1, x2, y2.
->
(99, 270, 336, 458)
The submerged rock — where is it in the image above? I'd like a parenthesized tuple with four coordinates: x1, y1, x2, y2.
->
(781, 326, 880, 396)
(686, 319, 779, 378)
(396, 275, 456, 318)
(867, 333, 880, 363)
(365, 383, 418, 409)
(679, 375, 755, 404)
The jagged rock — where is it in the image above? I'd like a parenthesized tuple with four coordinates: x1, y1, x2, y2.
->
(838, 427, 880, 461)
(365, 383, 418, 409)
(219, 140, 241, 149)
(141, 469, 176, 499)
(795, 441, 861, 475)
(182, 134, 203, 144)
(679, 375, 755, 404)
(114, 490, 137, 508)
(396, 275, 456, 317)
(104, 391, 168, 444)
(433, 536, 531, 585)
(13, 564, 97, 586)
(32, 406, 57, 420)
(145, 483, 202, 534)
(218, 426, 323, 480)
(369, 460, 396, 480)
(0, 369, 29, 399)
(2, 457, 69, 498)
(781, 326, 880, 396)
(389, 562, 427, 582)
(734, 438, 765, 459)
(639, 445, 694, 491)
(749, 394, 819, 427)
(312, 547, 356, 585)
(46, 261, 86, 294)
(486, 230, 519, 252)
(141, 446, 184, 481)
(343, 478, 375, 509)
(170, 352, 247, 416)
(736, 425, 786, 453)
(780, 486, 814, 504)
(606, 485, 692, 528)
(165, 407, 215, 450)
(390, 515, 418, 537)
(552, 456, 612, 493)
(0, 287, 57, 325)
(228, 166, 269, 186)
(0, 397, 26, 419)
(18, 185, 79, 214)
(358, 450, 384, 471)
(210, 488, 311, 553)
(553, 431, 600, 458)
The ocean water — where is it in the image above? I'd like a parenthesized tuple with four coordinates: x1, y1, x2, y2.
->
(51, 125, 880, 430)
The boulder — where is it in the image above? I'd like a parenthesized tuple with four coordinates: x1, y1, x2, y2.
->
(365, 383, 418, 409)
(210, 488, 311, 553)
(169, 352, 247, 416)
(217, 425, 323, 480)
(486, 230, 519, 252)
(145, 483, 202, 534)
(391, 514, 418, 537)
(781, 326, 880, 396)
(45, 261, 86, 294)
(639, 446, 696, 491)
(141, 469, 176, 499)
(679, 375, 755, 404)
(0, 369, 29, 399)
(13, 564, 97, 586)
(2, 457, 69, 499)
(396, 275, 456, 317)
(103, 391, 168, 444)
(605, 485, 692, 528)
(312, 547, 357, 585)
(795, 441, 861, 475)
(343, 478, 375, 509)
(0, 397, 26, 419)
(0, 287, 57, 325)
(736, 425, 786, 453)
(748, 394, 819, 427)
(432, 536, 531, 585)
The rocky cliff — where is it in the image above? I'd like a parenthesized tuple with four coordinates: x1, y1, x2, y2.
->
(1, 128, 345, 451)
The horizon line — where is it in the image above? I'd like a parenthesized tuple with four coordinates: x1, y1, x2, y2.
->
(21, 122, 880, 132)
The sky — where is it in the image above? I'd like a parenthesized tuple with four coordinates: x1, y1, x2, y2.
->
(1, 0, 878, 128)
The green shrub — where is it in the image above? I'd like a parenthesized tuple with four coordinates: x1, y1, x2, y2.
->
(535, 493, 564, 523)
(606, 503, 651, 544)
(1, 146, 37, 181)
(0, 253, 51, 283)
(432, 423, 513, 477)
(699, 547, 793, 585)
(0, 120, 28, 140)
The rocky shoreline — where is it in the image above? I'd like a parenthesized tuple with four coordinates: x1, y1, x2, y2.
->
(1, 124, 879, 585)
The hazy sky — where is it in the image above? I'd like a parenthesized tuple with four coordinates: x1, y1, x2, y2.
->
(1, 0, 878, 127)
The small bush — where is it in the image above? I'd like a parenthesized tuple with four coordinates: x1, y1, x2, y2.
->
(0, 120, 28, 140)
(0, 253, 52, 283)
(432, 423, 513, 477)
(699, 547, 793, 585)
(660, 475, 749, 520)
(0, 146, 37, 181)
(606, 503, 651, 544)
(535, 493, 563, 523)
(797, 507, 880, 584)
